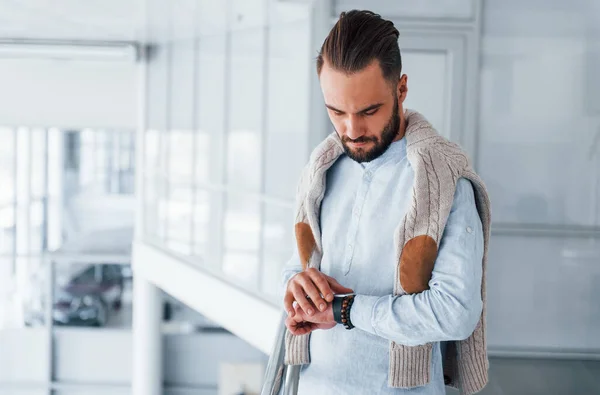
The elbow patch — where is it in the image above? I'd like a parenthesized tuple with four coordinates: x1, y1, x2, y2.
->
(295, 222, 316, 270)
(399, 235, 438, 294)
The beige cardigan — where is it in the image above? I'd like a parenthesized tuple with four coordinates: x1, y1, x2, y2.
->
(284, 110, 491, 394)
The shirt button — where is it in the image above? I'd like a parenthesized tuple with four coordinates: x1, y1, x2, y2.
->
(466, 226, 473, 233)
(365, 171, 372, 179)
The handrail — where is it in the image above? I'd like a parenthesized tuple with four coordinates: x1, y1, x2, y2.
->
(283, 365, 300, 395)
(261, 313, 300, 395)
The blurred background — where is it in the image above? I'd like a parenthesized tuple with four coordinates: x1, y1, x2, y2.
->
(0, 0, 598, 394)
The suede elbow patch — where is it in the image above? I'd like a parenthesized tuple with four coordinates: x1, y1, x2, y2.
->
(400, 235, 438, 294)
(295, 222, 316, 270)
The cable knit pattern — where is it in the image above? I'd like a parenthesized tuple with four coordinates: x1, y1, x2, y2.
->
(285, 110, 491, 394)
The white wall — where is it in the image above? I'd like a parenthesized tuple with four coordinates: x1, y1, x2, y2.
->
(0, 328, 48, 383)
(335, 0, 475, 19)
(0, 327, 263, 393)
(0, 59, 137, 129)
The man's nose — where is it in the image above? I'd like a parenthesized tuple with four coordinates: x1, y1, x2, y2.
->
(345, 115, 365, 140)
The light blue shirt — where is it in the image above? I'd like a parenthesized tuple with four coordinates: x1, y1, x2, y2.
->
(282, 137, 484, 394)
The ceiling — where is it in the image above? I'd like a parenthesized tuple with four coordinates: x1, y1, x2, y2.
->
(0, 0, 231, 44)
(0, 0, 143, 42)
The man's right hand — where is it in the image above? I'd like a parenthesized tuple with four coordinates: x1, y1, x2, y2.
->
(284, 268, 353, 318)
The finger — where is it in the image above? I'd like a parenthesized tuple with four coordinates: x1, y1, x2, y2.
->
(300, 274, 328, 312)
(327, 276, 354, 294)
(283, 291, 296, 317)
(294, 321, 315, 336)
(290, 282, 316, 317)
(286, 320, 304, 336)
(285, 316, 299, 332)
(307, 269, 335, 303)
(295, 325, 313, 336)
(292, 304, 304, 321)
(288, 324, 304, 336)
(286, 317, 312, 336)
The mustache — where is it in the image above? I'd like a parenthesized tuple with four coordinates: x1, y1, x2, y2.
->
(342, 136, 377, 144)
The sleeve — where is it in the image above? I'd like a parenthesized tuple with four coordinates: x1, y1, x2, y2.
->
(350, 178, 484, 346)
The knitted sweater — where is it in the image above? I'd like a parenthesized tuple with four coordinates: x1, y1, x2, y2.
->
(284, 110, 491, 394)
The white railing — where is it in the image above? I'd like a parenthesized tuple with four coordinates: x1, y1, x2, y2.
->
(261, 313, 299, 395)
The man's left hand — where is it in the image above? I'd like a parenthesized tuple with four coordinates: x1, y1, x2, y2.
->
(285, 302, 336, 335)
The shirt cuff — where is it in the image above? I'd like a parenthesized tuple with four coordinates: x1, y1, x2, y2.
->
(350, 295, 380, 335)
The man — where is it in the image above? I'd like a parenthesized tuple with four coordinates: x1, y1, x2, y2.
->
(281, 10, 491, 395)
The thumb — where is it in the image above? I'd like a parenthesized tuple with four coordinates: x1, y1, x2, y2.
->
(326, 277, 353, 294)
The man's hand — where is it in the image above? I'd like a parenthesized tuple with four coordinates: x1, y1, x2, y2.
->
(284, 268, 353, 318)
(285, 302, 336, 335)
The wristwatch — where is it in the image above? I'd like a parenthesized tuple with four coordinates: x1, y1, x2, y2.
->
(332, 293, 356, 330)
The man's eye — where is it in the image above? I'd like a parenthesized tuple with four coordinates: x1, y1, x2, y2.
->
(333, 111, 343, 116)
(364, 110, 378, 116)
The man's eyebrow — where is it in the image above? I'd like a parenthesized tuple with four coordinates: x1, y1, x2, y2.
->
(325, 103, 384, 114)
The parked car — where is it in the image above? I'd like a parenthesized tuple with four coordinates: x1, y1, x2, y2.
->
(52, 264, 124, 327)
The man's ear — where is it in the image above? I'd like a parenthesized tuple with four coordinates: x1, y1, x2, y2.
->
(397, 74, 408, 103)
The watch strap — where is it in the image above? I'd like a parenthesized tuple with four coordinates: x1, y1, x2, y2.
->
(333, 294, 355, 329)
(333, 295, 344, 324)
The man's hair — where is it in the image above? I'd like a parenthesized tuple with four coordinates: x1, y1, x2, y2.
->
(316, 10, 401, 85)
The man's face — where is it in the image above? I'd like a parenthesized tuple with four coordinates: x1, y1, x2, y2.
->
(319, 60, 407, 163)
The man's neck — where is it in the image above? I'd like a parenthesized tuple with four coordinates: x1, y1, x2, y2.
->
(393, 118, 407, 142)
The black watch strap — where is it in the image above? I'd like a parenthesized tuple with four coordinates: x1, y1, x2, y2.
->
(333, 296, 344, 324)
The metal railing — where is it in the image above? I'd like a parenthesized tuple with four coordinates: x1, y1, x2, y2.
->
(261, 313, 300, 395)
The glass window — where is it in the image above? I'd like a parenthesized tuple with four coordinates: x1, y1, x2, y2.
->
(479, 0, 600, 227)
(144, 128, 161, 241)
(222, 194, 260, 287)
(30, 128, 46, 199)
(166, 130, 194, 255)
(144, 0, 171, 242)
(226, 28, 265, 193)
(0, 128, 15, 206)
(165, 0, 197, 255)
(487, 234, 600, 351)
(191, 189, 212, 263)
(261, 203, 294, 297)
(141, 1, 320, 302)
(264, 6, 311, 199)
(479, 0, 600, 355)
(0, 127, 135, 329)
(47, 128, 64, 252)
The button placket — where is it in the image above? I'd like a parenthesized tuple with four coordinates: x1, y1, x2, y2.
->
(343, 173, 371, 275)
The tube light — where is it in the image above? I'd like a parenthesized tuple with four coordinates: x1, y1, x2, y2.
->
(0, 41, 139, 62)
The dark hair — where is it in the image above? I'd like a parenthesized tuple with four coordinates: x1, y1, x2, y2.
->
(316, 10, 401, 85)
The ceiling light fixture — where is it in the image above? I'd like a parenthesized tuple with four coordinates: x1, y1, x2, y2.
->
(0, 40, 139, 62)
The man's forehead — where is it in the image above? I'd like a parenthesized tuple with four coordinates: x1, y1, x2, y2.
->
(319, 60, 391, 106)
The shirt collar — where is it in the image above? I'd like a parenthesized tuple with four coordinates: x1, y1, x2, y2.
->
(360, 136, 407, 171)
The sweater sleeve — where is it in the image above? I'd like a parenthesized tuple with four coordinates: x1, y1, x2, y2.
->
(350, 178, 484, 346)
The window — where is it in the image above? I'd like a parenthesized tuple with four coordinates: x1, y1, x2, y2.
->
(0, 127, 135, 329)
(142, 0, 313, 298)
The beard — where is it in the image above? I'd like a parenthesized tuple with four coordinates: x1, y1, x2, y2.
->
(340, 95, 401, 163)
